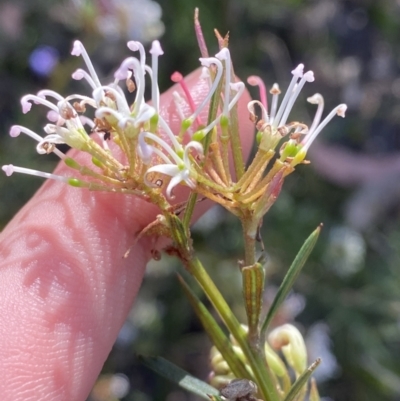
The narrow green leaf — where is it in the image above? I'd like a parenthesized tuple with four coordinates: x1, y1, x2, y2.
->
(283, 359, 321, 401)
(139, 355, 219, 400)
(261, 225, 321, 335)
(242, 263, 265, 342)
(178, 274, 251, 380)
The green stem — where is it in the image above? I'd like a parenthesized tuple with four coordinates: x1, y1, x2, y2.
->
(182, 192, 198, 233)
(242, 219, 257, 266)
(185, 256, 280, 401)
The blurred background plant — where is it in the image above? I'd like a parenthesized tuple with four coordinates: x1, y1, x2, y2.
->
(1, 0, 400, 400)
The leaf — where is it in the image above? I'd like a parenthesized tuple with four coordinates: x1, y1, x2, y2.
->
(261, 225, 321, 335)
(139, 355, 219, 400)
(283, 358, 321, 401)
(178, 274, 251, 380)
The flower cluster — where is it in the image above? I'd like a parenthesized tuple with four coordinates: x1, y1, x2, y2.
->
(2, 38, 346, 218)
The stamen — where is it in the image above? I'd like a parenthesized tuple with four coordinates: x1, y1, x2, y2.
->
(272, 64, 304, 127)
(127, 41, 146, 69)
(72, 69, 97, 90)
(141, 131, 182, 165)
(57, 100, 78, 120)
(92, 86, 130, 115)
(158, 115, 182, 151)
(172, 91, 186, 121)
(269, 84, 281, 122)
(307, 94, 324, 135)
(138, 133, 172, 165)
(2, 164, 69, 183)
(95, 107, 123, 124)
(302, 104, 347, 152)
(21, 94, 59, 114)
(71, 41, 101, 88)
(131, 104, 155, 126)
(200, 66, 211, 81)
(37, 90, 64, 102)
(247, 100, 268, 122)
(279, 70, 315, 126)
(215, 48, 232, 117)
(10, 125, 65, 158)
(202, 82, 245, 134)
(46, 110, 60, 123)
(150, 147, 175, 165)
(114, 57, 145, 116)
(187, 56, 223, 124)
(42, 124, 89, 150)
(79, 116, 95, 128)
(183, 141, 204, 166)
(117, 103, 156, 128)
(10, 125, 42, 141)
(149, 40, 163, 113)
(65, 94, 97, 109)
(247, 75, 268, 110)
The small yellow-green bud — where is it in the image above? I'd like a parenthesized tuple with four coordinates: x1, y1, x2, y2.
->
(268, 324, 307, 375)
(291, 148, 307, 166)
(181, 118, 192, 132)
(220, 115, 229, 129)
(192, 130, 206, 142)
(64, 157, 80, 170)
(256, 131, 263, 144)
(68, 178, 86, 187)
(280, 140, 298, 162)
(91, 157, 103, 168)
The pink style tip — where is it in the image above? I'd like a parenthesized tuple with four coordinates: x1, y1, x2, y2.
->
(71, 40, 83, 56)
(170, 71, 183, 83)
(2, 165, 13, 176)
(9, 126, 20, 137)
(150, 40, 164, 56)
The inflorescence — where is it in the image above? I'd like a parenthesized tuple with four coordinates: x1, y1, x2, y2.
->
(2, 38, 347, 213)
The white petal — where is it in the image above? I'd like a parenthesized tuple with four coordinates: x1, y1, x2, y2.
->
(166, 172, 186, 198)
(146, 164, 180, 177)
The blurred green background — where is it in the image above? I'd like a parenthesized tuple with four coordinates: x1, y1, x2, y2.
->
(1, 0, 400, 400)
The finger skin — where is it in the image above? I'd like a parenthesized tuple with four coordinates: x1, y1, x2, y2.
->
(0, 70, 253, 401)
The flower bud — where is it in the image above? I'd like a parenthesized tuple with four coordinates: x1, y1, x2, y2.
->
(268, 324, 307, 375)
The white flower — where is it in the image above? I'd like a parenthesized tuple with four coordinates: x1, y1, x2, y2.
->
(247, 64, 347, 159)
(138, 131, 203, 198)
(3, 39, 248, 198)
